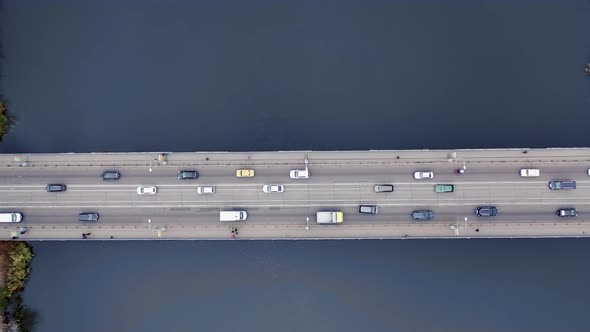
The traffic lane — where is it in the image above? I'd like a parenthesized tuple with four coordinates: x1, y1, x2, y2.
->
(1, 162, 590, 185)
(5, 204, 589, 226)
(1, 187, 590, 207)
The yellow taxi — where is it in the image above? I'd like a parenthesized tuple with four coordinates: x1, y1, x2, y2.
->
(236, 169, 255, 177)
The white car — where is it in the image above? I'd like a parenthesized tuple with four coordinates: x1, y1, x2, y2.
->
(587, 168, 590, 176)
(197, 186, 216, 194)
(289, 169, 309, 179)
(263, 184, 285, 193)
(137, 186, 157, 195)
(413, 171, 434, 180)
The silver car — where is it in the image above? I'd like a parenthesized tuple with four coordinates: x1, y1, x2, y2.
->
(197, 186, 216, 194)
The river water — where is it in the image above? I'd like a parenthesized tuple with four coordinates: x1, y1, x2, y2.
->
(2, 1, 590, 331)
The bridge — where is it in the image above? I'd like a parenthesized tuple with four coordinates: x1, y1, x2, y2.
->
(1, 148, 590, 240)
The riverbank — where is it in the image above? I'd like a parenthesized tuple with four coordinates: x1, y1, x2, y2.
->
(0, 101, 8, 141)
(0, 242, 34, 332)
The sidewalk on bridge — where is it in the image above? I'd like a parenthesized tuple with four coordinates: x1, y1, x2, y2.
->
(1, 148, 590, 168)
(4, 222, 590, 241)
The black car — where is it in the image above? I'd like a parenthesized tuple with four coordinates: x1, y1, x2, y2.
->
(475, 206, 498, 217)
(373, 184, 394, 193)
(79, 212, 99, 222)
(101, 171, 121, 181)
(412, 210, 433, 221)
(46, 184, 66, 192)
(557, 208, 577, 217)
(548, 180, 576, 190)
(177, 170, 199, 180)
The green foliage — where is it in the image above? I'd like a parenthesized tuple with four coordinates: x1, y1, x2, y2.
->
(5, 242, 33, 295)
(0, 102, 7, 138)
(0, 286, 10, 310)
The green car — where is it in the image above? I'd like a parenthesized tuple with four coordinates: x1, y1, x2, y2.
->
(435, 184, 455, 193)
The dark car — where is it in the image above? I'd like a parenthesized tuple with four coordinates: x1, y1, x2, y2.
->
(177, 170, 199, 180)
(412, 210, 433, 221)
(548, 180, 576, 190)
(358, 205, 379, 214)
(101, 171, 121, 181)
(46, 184, 66, 192)
(557, 208, 577, 217)
(79, 212, 99, 222)
(374, 184, 394, 193)
(475, 206, 498, 217)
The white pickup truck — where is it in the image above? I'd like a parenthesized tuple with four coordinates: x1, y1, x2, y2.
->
(519, 169, 540, 177)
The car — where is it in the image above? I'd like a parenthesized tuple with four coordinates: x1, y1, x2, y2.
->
(520, 169, 540, 177)
(137, 186, 157, 195)
(289, 169, 310, 179)
(548, 180, 576, 190)
(475, 206, 498, 217)
(46, 184, 67, 192)
(263, 184, 284, 193)
(412, 210, 433, 221)
(197, 186, 216, 194)
(434, 184, 455, 193)
(587, 168, 590, 176)
(359, 205, 379, 214)
(177, 170, 199, 180)
(413, 171, 434, 180)
(79, 212, 99, 222)
(374, 184, 394, 193)
(236, 169, 255, 177)
(101, 171, 120, 180)
(557, 208, 577, 217)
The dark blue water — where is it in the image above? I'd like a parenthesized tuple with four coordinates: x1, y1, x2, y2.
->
(23, 239, 590, 332)
(2, 1, 590, 331)
(1, 1, 590, 153)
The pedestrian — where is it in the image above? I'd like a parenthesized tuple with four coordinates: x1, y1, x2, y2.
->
(232, 234, 236, 239)
(82, 234, 87, 239)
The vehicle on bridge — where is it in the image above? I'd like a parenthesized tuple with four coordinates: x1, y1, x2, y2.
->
(548, 180, 576, 190)
(413, 171, 434, 180)
(557, 208, 577, 217)
(374, 184, 394, 193)
(290, 168, 309, 179)
(101, 171, 120, 180)
(316, 211, 343, 224)
(476, 206, 498, 217)
(220, 211, 248, 221)
(236, 169, 255, 177)
(359, 205, 378, 214)
(197, 186, 216, 194)
(520, 169, 540, 177)
(79, 212, 99, 222)
(0, 213, 23, 223)
(412, 210, 433, 221)
(46, 184, 67, 192)
(177, 170, 199, 180)
(137, 186, 157, 195)
(263, 184, 284, 193)
(434, 184, 455, 193)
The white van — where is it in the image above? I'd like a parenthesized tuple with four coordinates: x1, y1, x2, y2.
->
(219, 211, 248, 221)
(0, 213, 23, 223)
(520, 169, 540, 177)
